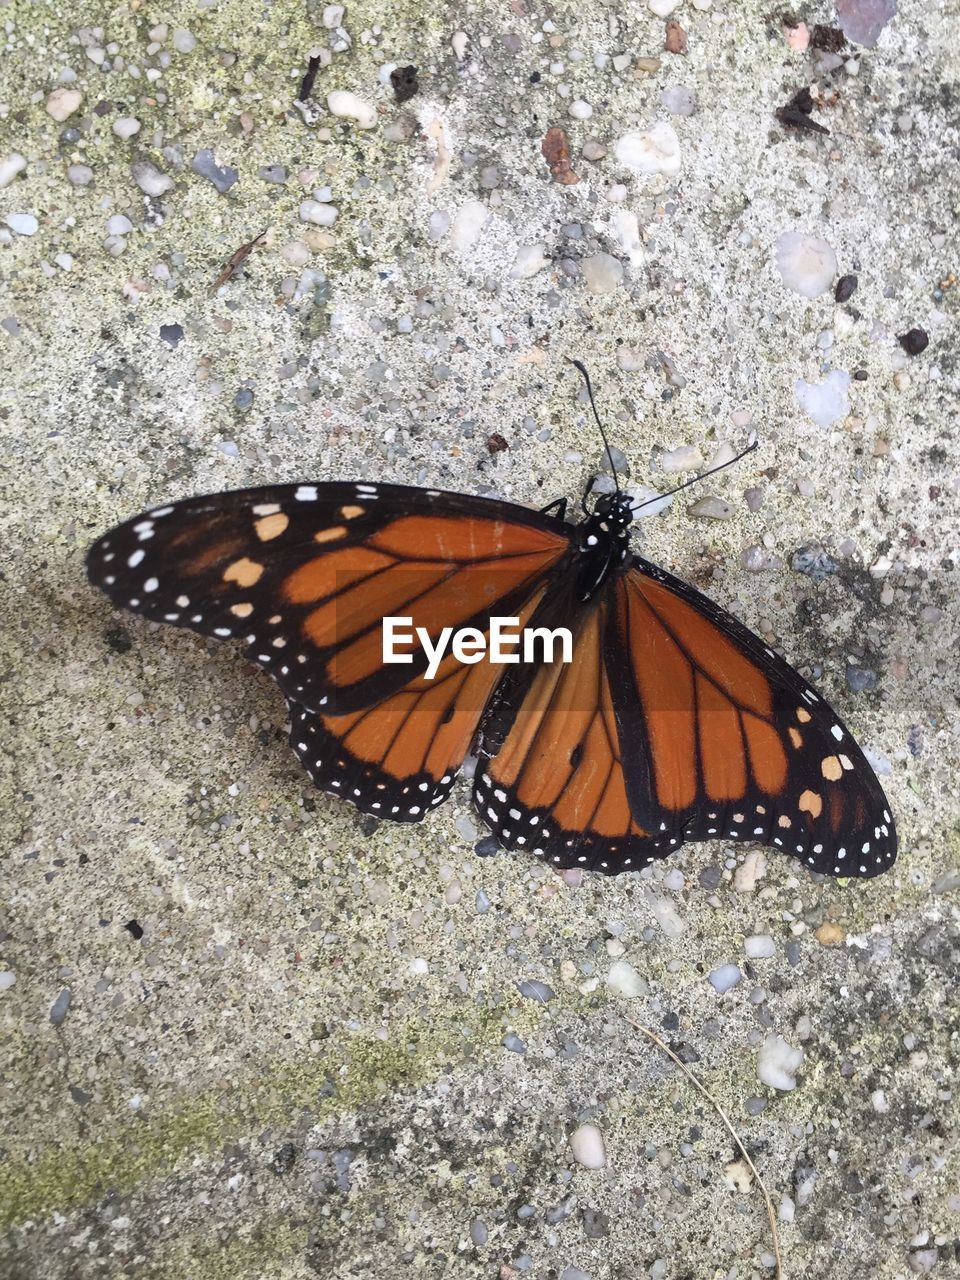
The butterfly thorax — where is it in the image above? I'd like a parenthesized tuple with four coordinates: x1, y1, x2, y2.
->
(572, 493, 633, 602)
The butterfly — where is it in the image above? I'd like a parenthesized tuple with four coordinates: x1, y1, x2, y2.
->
(85, 370, 896, 880)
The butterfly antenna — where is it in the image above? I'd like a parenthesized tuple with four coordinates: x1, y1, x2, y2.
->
(631, 434, 760, 512)
(565, 357, 621, 497)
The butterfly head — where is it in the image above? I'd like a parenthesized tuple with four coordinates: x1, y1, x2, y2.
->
(592, 490, 633, 523)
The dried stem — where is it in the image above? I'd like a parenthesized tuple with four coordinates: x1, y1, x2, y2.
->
(624, 1016, 784, 1280)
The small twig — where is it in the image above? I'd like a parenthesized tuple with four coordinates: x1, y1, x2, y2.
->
(624, 1016, 784, 1280)
(210, 229, 267, 293)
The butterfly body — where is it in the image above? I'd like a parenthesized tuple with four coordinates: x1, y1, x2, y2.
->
(87, 478, 896, 880)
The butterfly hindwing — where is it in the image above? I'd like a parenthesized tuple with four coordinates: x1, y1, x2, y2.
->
(603, 560, 896, 878)
(286, 587, 551, 819)
(86, 482, 571, 716)
(474, 598, 666, 874)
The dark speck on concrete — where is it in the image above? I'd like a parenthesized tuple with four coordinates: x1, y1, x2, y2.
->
(160, 323, 184, 349)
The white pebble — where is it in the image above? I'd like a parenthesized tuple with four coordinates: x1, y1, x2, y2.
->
(408, 957, 429, 976)
(327, 90, 377, 129)
(428, 209, 451, 241)
(775, 230, 837, 299)
(581, 253, 624, 294)
(708, 964, 741, 994)
(610, 209, 644, 268)
(795, 369, 850, 427)
(131, 161, 173, 196)
(744, 933, 775, 959)
(606, 960, 647, 997)
(452, 30, 469, 60)
(628, 485, 674, 519)
(568, 99, 593, 120)
(0, 971, 15, 991)
(757, 1034, 804, 1091)
(55, 252, 73, 270)
(660, 443, 703, 473)
(616, 346, 643, 372)
(662, 86, 696, 116)
(5, 213, 38, 236)
(323, 4, 345, 27)
(450, 199, 488, 254)
(299, 200, 338, 226)
(570, 1123, 606, 1169)
(0, 154, 26, 189)
(281, 240, 311, 267)
(444, 880, 462, 906)
(67, 163, 95, 186)
(46, 87, 83, 122)
(643, 888, 686, 938)
(172, 27, 196, 53)
(103, 234, 127, 255)
(871, 1089, 890, 1113)
(779, 1195, 795, 1223)
(733, 849, 767, 892)
(615, 123, 682, 177)
(112, 116, 142, 140)
(107, 214, 133, 236)
(648, 0, 680, 14)
(509, 243, 549, 278)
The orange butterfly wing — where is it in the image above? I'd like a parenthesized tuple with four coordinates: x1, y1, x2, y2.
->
(474, 598, 654, 872)
(475, 559, 896, 878)
(86, 482, 570, 716)
(608, 561, 896, 876)
(287, 587, 550, 817)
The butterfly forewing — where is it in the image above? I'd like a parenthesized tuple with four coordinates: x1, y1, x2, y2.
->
(86, 482, 571, 715)
(605, 560, 896, 878)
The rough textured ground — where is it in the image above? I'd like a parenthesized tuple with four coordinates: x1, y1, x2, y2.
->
(2, 1, 959, 1277)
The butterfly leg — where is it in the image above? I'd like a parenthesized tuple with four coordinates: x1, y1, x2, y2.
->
(539, 497, 567, 520)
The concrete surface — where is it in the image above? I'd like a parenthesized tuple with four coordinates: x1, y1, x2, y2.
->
(1, 1, 958, 1277)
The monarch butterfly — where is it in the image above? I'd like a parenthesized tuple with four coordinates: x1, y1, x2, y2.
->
(86, 365, 896, 880)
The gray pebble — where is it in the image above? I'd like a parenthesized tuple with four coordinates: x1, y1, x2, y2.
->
(475, 889, 491, 914)
(2, 317, 21, 336)
(698, 864, 722, 889)
(745, 1096, 767, 1115)
(50, 988, 71, 1025)
(469, 1219, 488, 1245)
(517, 979, 555, 1003)
(581, 1208, 609, 1239)
(235, 388, 254, 409)
(744, 485, 765, 511)
(791, 544, 839, 581)
(479, 164, 500, 189)
(191, 149, 238, 194)
(258, 164, 288, 183)
(845, 665, 877, 693)
(503, 1032, 526, 1053)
